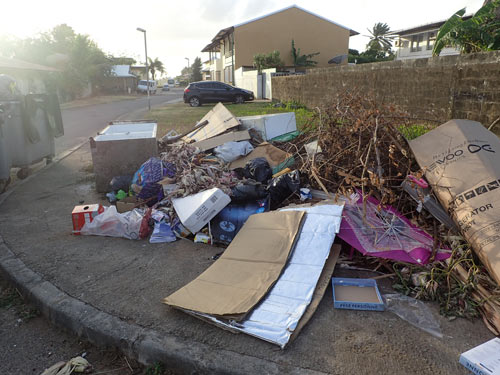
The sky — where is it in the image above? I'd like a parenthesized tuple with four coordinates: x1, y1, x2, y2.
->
(0, 0, 485, 77)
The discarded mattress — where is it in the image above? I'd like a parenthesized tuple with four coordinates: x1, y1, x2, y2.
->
(163, 210, 305, 319)
(338, 193, 451, 264)
(194, 203, 344, 348)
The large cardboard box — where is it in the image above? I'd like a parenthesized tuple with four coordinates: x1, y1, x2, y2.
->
(90, 121, 157, 192)
(172, 188, 231, 234)
(410, 119, 500, 285)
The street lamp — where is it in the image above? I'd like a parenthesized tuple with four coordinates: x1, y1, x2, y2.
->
(136, 27, 150, 111)
(185, 57, 190, 83)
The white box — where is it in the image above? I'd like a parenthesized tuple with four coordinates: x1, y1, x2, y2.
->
(238, 112, 296, 141)
(459, 338, 500, 375)
(172, 188, 231, 234)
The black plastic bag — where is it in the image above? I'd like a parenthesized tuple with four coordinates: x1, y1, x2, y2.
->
(231, 182, 269, 202)
(243, 157, 272, 183)
(267, 170, 300, 209)
(109, 175, 133, 192)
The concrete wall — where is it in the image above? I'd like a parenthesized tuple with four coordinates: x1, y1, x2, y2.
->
(272, 51, 500, 126)
(235, 67, 276, 99)
(234, 6, 351, 70)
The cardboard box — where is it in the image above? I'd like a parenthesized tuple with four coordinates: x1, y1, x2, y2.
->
(192, 130, 250, 152)
(184, 103, 240, 142)
(332, 278, 384, 311)
(459, 338, 500, 375)
(72, 204, 104, 235)
(238, 112, 296, 141)
(210, 197, 269, 244)
(229, 142, 294, 175)
(172, 188, 231, 234)
(116, 196, 141, 213)
(410, 119, 500, 285)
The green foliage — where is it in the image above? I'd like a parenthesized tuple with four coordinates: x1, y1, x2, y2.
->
(348, 48, 395, 64)
(145, 362, 166, 375)
(148, 57, 165, 81)
(291, 40, 320, 67)
(366, 22, 394, 52)
(398, 123, 432, 140)
(110, 56, 136, 65)
(433, 0, 500, 55)
(191, 56, 202, 82)
(253, 50, 284, 72)
(0, 24, 113, 100)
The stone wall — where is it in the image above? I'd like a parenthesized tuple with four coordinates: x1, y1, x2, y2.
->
(272, 51, 500, 126)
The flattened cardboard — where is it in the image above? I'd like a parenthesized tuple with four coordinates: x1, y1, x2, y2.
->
(184, 103, 240, 142)
(289, 244, 341, 344)
(116, 196, 141, 213)
(409, 119, 500, 285)
(229, 142, 292, 171)
(163, 210, 305, 319)
(192, 130, 250, 152)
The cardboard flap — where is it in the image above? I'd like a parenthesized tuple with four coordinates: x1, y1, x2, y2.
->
(184, 103, 240, 142)
(163, 210, 305, 318)
(229, 143, 292, 170)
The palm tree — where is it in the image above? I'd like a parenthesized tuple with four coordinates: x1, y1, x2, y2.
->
(147, 57, 165, 81)
(366, 23, 394, 51)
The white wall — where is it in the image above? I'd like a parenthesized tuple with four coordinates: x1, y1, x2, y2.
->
(234, 67, 276, 99)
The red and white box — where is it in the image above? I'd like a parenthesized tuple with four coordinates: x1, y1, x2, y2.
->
(72, 204, 104, 235)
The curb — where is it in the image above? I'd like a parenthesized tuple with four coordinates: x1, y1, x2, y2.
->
(0, 235, 325, 374)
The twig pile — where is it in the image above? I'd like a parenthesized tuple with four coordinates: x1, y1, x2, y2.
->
(277, 91, 500, 334)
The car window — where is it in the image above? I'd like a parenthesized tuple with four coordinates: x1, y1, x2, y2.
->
(196, 82, 208, 89)
(214, 83, 228, 90)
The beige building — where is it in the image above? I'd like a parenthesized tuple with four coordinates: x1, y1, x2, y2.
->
(202, 5, 358, 85)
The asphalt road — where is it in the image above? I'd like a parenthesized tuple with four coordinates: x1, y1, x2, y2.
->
(56, 89, 183, 155)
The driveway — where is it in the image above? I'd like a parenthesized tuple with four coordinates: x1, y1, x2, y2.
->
(56, 88, 183, 155)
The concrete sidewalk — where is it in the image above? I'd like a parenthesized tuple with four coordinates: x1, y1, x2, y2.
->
(0, 143, 494, 374)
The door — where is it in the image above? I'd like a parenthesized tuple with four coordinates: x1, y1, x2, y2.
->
(213, 82, 233, 102)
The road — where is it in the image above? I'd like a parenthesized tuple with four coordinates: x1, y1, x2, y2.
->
(56, 88, 183, 155)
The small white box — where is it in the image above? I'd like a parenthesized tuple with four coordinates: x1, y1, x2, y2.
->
(172, 188, 231, 234)
(459, 338, 500, 375)
(238, 112, 296, 141)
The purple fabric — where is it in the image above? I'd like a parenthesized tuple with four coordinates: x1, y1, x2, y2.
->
(338, 193, 451, 264)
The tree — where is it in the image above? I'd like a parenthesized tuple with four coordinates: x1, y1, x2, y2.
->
(366, 23, 394, 52)
(111, 56, 136, 65)
(191, 57, 202, 82)
(291, 40, 320, 67)
(253, 50, 284, 72)
(433, 0, 500, 56)
(147, 57, 165, 81)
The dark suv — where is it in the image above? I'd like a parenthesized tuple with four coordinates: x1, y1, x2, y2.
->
(183, 81, 254, 107)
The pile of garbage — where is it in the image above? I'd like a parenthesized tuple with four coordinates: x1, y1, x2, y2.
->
(75, 95, 500, 348)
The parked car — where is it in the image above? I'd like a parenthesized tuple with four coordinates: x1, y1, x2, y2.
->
(137, 80, 157, 94)
(183, 81, 254, 107)
(162, 84, 170, 91)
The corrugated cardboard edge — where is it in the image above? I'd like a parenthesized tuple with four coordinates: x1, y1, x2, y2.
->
(184, 103, 240, 142)
(192, 130, 250, 152)
(288, 244, 341, 345)
(163, 211, 306, 320)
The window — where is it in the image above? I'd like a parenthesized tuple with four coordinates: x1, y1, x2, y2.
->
(410, 34, 424, 52)
(427, 32, 436, 50)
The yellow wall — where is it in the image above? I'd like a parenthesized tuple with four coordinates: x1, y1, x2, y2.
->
(233, 7, 350, 70)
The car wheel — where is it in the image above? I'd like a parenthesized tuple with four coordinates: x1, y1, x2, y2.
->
(234, 94, 244, 104)
(189, 96, 201, 107)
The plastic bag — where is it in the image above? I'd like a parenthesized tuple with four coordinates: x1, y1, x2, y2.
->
(131, 157, 175, 201)
(109, 175, 132, 192)
(231, 182, 268, 202)
(80, 206, 144, 240)
(243, 157, 272, 183)
(149, 221, 176, 243)
(214, 141, 254, 163)
(267, 170, 300, 209)
(383, 294, 443, 338)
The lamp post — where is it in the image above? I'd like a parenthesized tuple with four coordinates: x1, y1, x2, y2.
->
(136, 27, 150, 111)
(185, 57, 190, 83)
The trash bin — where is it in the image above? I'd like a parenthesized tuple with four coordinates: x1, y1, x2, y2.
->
(2, 96, 56, 169)
(0, 103, 11, 192)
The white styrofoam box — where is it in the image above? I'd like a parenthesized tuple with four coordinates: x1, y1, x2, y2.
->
(91, 121, 158, 192)
(95, 122, 157, 141)
(238, 112, 296, 141)
(172, 188, 231, 234)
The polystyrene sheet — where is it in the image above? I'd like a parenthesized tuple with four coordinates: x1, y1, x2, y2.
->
(194, 203, 343, 348)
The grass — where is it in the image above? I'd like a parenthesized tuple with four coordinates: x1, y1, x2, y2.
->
(148, 101, 315, 138)
(0, 283, 39, 321)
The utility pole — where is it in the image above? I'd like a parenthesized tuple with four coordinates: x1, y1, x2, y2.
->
(137, 27, 150, 111)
